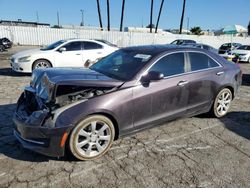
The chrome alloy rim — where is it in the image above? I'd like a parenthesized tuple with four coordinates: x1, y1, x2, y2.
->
(216, 90, 231, 116)
(35, 61, 50, 69)
(74, 121, 112, 158)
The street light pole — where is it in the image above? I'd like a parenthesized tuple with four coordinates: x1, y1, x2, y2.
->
(80, 9, 84, 26)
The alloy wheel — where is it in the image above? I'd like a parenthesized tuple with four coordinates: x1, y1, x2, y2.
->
(35, 61, 51, 69)
(69, 115, 115, 160)
(214, 89, 232, 117)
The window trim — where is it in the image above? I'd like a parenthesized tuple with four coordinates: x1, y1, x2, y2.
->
(136, 50, 222, 84)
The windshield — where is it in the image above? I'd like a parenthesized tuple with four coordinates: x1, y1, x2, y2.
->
(41, 40, 66, 51)
(237, 45, 250, 50)
(90, 49, 152, 81)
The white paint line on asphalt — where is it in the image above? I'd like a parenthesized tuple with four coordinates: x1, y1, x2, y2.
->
(0, 173, 6, 177)
(110, 124, 221, 151)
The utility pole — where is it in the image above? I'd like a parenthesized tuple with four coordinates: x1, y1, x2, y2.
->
(120, 0, 125, 32)
(57, 11, 60, 28)
(155, 0, 165, 33)
(107, 0, 110, 31)
(179, 0, 186, 34)
(187, 17, 190, 32)
(80, 9, 84, 26)
(96, 0, 103, 30)
(150, 0, 154, 33)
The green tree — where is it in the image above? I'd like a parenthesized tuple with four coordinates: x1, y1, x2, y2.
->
(190, 26, 203, 35)
(146, 23, 155, 28)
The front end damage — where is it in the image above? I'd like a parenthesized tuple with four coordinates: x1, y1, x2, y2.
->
(13, 70, 121, 157)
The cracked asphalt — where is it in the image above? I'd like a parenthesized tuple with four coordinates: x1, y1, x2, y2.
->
(0, 46, 250, 188)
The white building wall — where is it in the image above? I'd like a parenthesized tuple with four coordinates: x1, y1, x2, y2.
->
(0, 25, 249, 48)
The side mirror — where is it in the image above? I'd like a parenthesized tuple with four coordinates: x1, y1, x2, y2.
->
(58, 47, 66, 52)
(141, 71, 164, 83)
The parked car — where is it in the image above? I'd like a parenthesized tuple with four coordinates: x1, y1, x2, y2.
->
(13, 45, 242, 160)
(0, 43, 5, 52)
(227, 45, 250, 63)
(170, 39, 196, 45)
(218, 43, 241, 55)
(181, 43, 218, 53)
(0, 37, 13, 49)
(10, 39, 118, 73)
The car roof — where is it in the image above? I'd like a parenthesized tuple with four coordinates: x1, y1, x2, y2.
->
(122, 44, 206, 56)
(64, 38, 105, 43)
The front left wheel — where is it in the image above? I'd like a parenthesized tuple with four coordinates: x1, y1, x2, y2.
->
(32, 59, 52, 70)
(69, 115, 115, 160)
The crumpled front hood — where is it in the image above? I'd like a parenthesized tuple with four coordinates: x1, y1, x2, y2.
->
(31, 68, 124, 101)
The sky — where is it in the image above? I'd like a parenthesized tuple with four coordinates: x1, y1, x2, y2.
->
(0, 0, 249, 30)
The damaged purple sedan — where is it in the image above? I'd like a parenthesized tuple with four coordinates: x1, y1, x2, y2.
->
(13, 45, 242, 160)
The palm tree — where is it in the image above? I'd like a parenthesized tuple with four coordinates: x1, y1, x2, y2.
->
(120, 0, 126, 32)
(96, 0, 103, 30)
(179, 0, 186, 34)
(150, 0, 154, 33)
(107, 0, 110, 31)
(155, 0, 165, 33)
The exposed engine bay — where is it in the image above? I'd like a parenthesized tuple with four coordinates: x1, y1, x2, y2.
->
(54, 85, 116, 107)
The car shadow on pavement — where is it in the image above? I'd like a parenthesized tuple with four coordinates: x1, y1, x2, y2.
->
(0, 103, 71, 162)
(242, 74, 250, 86)
(0, 68, 31, 77)
(220, 111, 250, 140)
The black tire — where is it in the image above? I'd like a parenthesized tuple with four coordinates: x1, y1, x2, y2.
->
(32, 59, 52, 71)
(69, 115, 115, 161)
(210, 88, 232, 118)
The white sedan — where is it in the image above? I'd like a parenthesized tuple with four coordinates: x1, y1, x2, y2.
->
(10, 39, 118, 73)
(223, 45, 250, 63)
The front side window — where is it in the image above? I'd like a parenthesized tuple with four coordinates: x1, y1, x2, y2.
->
(84, 42, 103, 50)
(149, 53, 185, 77)
(63, 42, 82, 51)
(188, 52, 219, 71)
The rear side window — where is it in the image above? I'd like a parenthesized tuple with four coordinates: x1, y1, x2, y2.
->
(188, 52, 220, 71)
(63, 42, 82, 51)
(150, 53, 185, 77)
(83, 42, 103, 50)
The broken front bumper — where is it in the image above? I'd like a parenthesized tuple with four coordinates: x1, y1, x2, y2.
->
(13, 91, 74, 158)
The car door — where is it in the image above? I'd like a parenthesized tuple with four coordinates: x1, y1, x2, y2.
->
(82, 41, 105, 65)
(54, 41, 84, 67)
(185, 51, 224, 115)
(132, 52, 189, 129)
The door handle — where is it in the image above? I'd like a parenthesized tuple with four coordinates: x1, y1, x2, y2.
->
(75, 53, 81, 55)
(216, 71, 224, 76)
(97, 52, 102, 54)
(177, 80, 188, 86)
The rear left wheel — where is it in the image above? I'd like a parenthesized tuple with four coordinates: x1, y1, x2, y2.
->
(211, 88, 232, 118)
(69, 115, 115, 160)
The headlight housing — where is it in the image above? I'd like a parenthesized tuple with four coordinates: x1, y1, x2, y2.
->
(18, 56, 31, 62)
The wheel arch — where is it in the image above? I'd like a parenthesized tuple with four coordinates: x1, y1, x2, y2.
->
(88, 112, 120, 140)
(32, 58, 53, 70)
